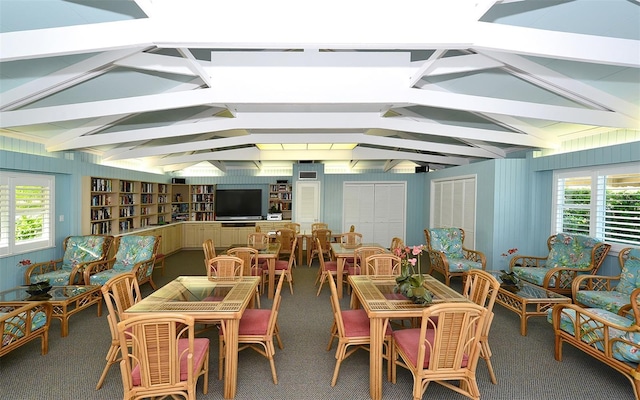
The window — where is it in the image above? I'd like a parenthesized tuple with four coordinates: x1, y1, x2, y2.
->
(0, 171, 55, 256)
(553, 163, 640, 252)
(430, 175, 477, 248)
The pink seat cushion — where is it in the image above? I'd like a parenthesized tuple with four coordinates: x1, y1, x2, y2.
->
(238, 309, 271, 335)
(347, 265, 360, 275)
(341, 309, 392, 337)
(131, 337, 209, 386)
(393, 328, 468, 368)
(274, 260, 289, 270)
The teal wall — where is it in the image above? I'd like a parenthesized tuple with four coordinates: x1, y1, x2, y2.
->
(424, 141, 640, 276)
(2, 136, 639, 290)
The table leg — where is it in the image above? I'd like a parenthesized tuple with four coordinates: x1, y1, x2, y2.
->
(369, 317, 385, 400)
(223, 319, 240, 399)
(267, 258, 276, 300)
(336, 256, 345, 299)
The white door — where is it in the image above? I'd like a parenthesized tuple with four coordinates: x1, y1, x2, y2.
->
(295, 180, 321, 234)
(343, 182, 406, 245)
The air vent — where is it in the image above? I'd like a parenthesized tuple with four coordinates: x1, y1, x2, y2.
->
(298, 171, 317, 180)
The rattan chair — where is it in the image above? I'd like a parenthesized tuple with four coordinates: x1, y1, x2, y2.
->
(96, 272, 141, 390)
(391, 302, 487, 400)
(510, 232, 611, 296)
(247, 232, 269, 249)
(462, 269, 501, 384)
(309, 228, 333, 267)
(218, 273, 286, 383)
(316, 237, 346, 296)
(273, 236, 297, 294)
(84, 235, 160, 289)
(311, 222, 328, 232)
(424, 228, 486, 286)
(207, 255, 244, 279)
(117, 313, 209, 400)
(351, 246, 387, 276)
(327, 273, 392, 386)
(202, 238, 217, 269)
(364, 253, 402, 276)
(25, 235, 114, 285)
(276, 228, 297, 267)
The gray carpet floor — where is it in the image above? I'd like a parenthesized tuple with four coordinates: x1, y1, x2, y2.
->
(0, 250, 635, 399)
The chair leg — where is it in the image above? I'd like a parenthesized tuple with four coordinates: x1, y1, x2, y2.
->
(218, 334, 225, 381)
(316, 273, 327, 296)
(481, 340, 497, 384)
(96, 343, 119, 390)
(286, 271, 294, 295)
(331, 343, 347, 387)
(326, 321, 337, 351)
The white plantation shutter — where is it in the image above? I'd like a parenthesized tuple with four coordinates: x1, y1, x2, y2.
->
(430, 176, 477, 248)
(553, 163, 640, 251)
(0, 171, 55, 256)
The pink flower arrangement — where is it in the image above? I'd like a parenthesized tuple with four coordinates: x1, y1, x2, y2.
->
(501, 248, 518, 257)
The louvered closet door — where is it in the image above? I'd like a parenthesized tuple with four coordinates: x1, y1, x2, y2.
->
(430, 176, 477, 248)
(343, 182, 406, 245)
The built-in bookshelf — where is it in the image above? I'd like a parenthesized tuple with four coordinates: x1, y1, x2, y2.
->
(82, 177, 172, 235)
(269, 181, 292, 220)
(170, 184, 190, 222)
(190, 184, 215, 221)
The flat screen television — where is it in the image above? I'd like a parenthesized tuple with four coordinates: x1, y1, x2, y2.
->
(215, 189, 262, 221)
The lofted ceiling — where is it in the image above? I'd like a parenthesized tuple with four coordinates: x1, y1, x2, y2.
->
(0, 0, 639, 174)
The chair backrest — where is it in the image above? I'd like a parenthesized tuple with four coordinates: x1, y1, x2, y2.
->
(117, 313, 197, 396)
(365, 253, 402, 275)
(425, 228, 465, 258)
(276, 228, 296, 252)
(354, 246, 387, 270)
(462, 269, 500, 312)
(202, 239, 217, 268)
(101, 272, 141, 342)
(615, 247, 640, 295)
(311, 222, 328, 232)
(326, 273, 346, 338)
(546, 232, 610, 271)
(415, 303, 486, 374)
(207, 255, 244, 279)
(267, 273, 287, 335)
(227, 247, 259, 276)
(315, 237, 330, 271)
(313, 228, 332, 251)
(340, 232, 363, 247)
(390, 237, 405, 253)
(112, 235, 159, 273)
(61, 235, 114, 270)
(284, 222, 300, 234)
(247, 232, 269, 249)
(282, 237, 298, 269)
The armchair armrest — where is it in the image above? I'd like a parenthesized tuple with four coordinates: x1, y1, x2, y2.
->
(24, 259, 61, 284)
(132, 257, 156, 284)
(509, 255, 547, 270)
(83, 257, 116, 284)
(571, 274, 620, 300)
(462, 248, 486, 268)
(0, 301, 53, 356)
(426, 249, 448, 271)
(542, 266, 595, 292)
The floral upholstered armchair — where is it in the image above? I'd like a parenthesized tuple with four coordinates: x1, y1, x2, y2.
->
(83, 235, 160, 289)
(424, 228, 486, 285)
(510, 233, 611, 296)
(25, 235, 114, 285)
(572, 247, 640, 315)
(1, 301, 52, 357)
(549, 287, 640, 399)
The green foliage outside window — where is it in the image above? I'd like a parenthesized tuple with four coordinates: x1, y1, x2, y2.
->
(562, 189, 640, 244)
(15, 185, 47, 241)
(15, 214, 44, 240)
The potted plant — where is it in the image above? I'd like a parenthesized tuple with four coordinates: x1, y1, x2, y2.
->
(393, 245, 433, 305)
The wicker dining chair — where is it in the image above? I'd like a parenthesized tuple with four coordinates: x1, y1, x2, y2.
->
(364, 253, 402, 276)
(117, 313, 210, 400)
(202, 238, 217, 269)
(272, 236, 297, 294)
(218, 273, 286, 383)
(96, 272, 141, 390)
(327, 273, 392, 386)
(462, 269, 501, 384)
(391, 302, 487, 400)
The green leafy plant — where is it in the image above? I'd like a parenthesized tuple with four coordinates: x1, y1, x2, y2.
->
(393, 245, 433, 305)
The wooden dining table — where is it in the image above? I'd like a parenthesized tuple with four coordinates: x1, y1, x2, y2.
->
(348, 274, 470, 400)
(330, 242, 388, 299)
(228, 242, 281, 299)
(124, 275, 260, 399)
